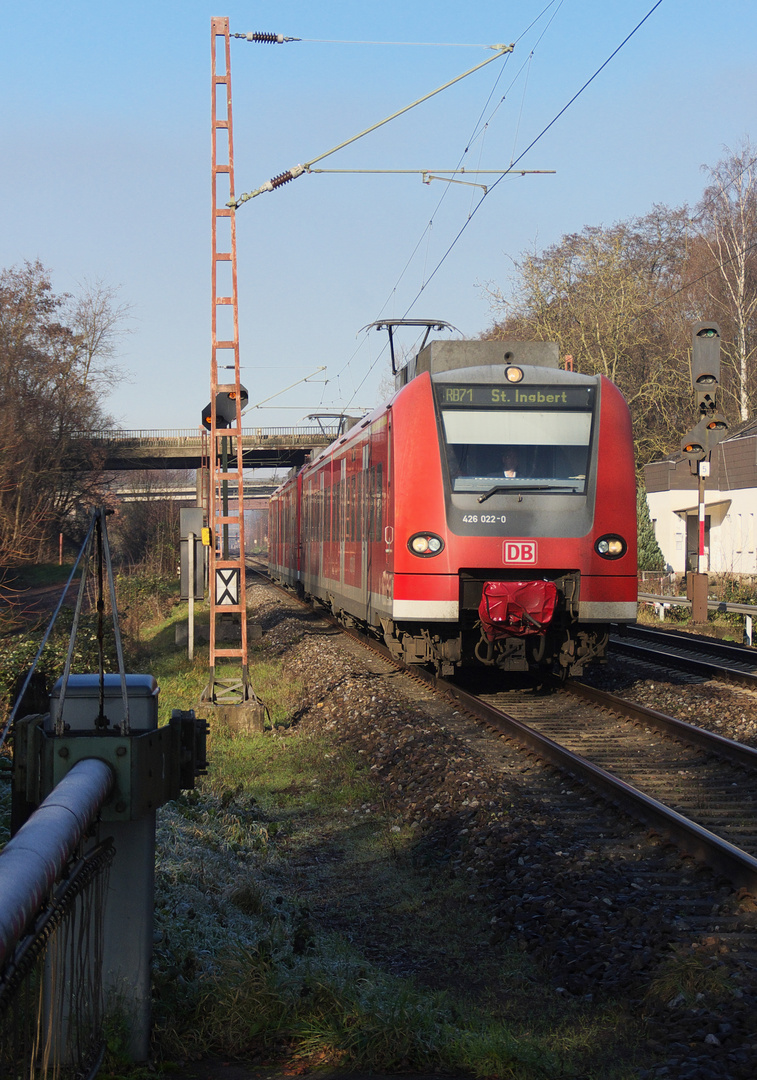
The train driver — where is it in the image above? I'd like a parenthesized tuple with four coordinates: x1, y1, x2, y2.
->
(502, 447, 519, 477)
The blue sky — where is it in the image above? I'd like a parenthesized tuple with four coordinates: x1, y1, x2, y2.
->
(2, 1, 755, 432)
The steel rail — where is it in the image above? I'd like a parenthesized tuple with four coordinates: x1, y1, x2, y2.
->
(320, 606, 757, 892)
(249, 563, 757, 893)
(610, 637, 757, 688)
(618, 622, 757, 665)
(564, 678, 757, 769)
(431, 674, 757, 894)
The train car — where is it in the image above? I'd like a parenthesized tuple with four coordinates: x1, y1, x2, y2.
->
(269, 338, 637, 678)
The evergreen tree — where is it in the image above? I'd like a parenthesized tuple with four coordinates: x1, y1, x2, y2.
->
(637, 485, 665, 572)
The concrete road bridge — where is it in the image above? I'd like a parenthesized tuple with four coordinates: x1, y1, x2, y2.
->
(72, 425, 342, 471)
(108, 478, 280, 503)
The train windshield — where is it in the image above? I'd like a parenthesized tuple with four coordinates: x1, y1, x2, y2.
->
(441, 407, 593, 494)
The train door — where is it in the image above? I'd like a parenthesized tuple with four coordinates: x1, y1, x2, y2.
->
(339, 455, 347, 595)
(319, 470, 325, 583)
(325, 458, 337, 587)
(361, 441, 370, 617)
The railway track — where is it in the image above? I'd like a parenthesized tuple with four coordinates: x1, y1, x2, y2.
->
(250, 560, 757, 892)
(443, 673, 757, 894)
(610, 622, 757, 686)
(339, 626, 757, 892)
(248, 567, 757, 1075)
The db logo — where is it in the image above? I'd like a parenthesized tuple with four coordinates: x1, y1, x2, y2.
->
(503, 541, 537, 564)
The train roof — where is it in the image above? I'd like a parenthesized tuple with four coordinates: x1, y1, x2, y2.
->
(396, 338, 559, 389)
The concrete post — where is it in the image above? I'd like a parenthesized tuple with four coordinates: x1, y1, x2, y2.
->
(48, 675, 160, 1061)
(188, 532, 195, 662)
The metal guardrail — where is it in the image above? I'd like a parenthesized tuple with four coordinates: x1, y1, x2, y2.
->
(638, 591, 757, 615)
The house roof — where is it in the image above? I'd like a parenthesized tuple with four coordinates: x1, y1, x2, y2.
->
(671, 496, 732, 515)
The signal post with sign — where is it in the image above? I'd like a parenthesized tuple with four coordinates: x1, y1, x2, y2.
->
(679, 323, 728, 622)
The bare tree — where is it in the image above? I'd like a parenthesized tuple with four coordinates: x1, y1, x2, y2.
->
(0, 261, 127, 565)
(106, 470, 184, 574)
(482, 209, 694, 466)
(68, 277, 133, 391)
(695, 141, 757, 422)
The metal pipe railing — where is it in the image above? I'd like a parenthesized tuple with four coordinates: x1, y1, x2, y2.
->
(69, 427, 339, 443)
(0, 758, 114, 967)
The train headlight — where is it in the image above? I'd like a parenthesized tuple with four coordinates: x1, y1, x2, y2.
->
(595, 534, 627, 559)
(504, 366, 524, 383)
(409, 532, 444, 557)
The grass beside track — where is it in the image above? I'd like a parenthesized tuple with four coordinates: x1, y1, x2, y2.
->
(2, 575, 693, 1080)
(4, 568, 748, 1078)
(96, 597, 655, 1080)
(123, 604, 558, 1080)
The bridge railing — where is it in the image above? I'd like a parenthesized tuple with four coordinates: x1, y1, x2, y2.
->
(71, 427, 339, 445)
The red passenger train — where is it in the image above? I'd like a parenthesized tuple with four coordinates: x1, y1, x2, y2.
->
(269, 338, 637, 678)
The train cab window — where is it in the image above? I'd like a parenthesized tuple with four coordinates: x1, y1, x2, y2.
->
(441, 408, 592, 495)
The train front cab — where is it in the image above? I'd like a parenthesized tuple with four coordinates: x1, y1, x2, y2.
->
(388, 343, 637, 677)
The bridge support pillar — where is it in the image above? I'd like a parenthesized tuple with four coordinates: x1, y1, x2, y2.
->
(197, 465, 209, 513)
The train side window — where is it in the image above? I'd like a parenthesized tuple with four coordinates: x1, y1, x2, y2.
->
(346, 475, 351, 542)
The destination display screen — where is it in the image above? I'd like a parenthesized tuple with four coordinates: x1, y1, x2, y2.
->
(436, 384, 594, 409)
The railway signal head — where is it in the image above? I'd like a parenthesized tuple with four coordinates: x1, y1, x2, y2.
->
(681, 419, 707, 469)
(704, 413, 728, 450)
(691, 322, 721, 415)
(680, 414, 728, 473)
(201, 384, 249, 430)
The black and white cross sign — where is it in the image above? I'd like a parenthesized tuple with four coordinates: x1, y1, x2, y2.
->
(215, 568, 240, 606)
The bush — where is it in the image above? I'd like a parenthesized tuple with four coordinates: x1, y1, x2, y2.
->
(0, 610, 118, 727)
(115, 570, 179, 646)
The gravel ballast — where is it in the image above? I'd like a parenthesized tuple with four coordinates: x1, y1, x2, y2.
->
(160, 584, 757, 1080)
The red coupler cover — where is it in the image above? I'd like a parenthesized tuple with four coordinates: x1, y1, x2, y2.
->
(478, 580, 558, 640)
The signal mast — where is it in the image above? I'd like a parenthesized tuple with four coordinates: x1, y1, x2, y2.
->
(205, 17, 253, 710)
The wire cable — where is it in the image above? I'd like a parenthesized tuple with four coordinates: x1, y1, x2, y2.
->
(0, 511, 97, 750)
(295, 39, 506, 49)
(231, 45, 514, 205)
(337, 4, 567, 401)
(397, 0, 667, 325)
(338, 1, 665, 411)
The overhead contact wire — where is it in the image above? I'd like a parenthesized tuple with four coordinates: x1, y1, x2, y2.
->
(343, 0, 663, 411)
(231, 45, 514, 206)
(399, 0, 666, 319)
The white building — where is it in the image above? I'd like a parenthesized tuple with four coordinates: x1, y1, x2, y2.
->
(644, 419, 757, 575)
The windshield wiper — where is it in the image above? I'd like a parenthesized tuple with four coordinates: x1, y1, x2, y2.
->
(477, 484, 573, 504)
